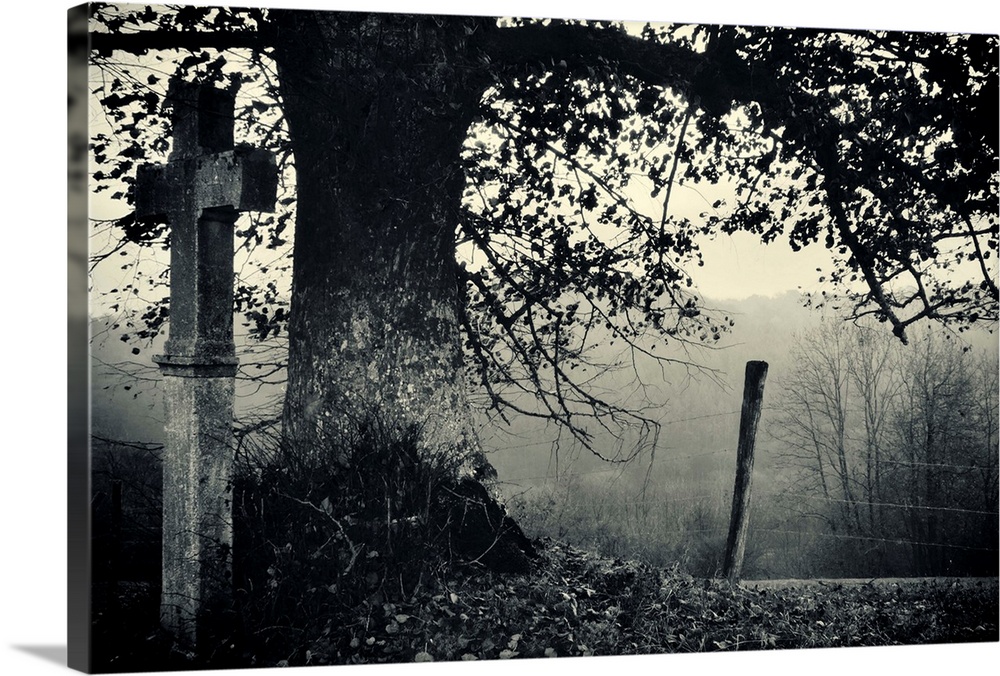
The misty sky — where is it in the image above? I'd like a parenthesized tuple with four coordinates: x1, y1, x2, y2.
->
(695, 231, 827, 301)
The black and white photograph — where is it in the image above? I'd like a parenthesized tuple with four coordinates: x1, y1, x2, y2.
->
(51, 0, 1000, 673)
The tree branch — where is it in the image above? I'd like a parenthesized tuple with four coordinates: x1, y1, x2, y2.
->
(481, 20, 707, 96)
(90, 28, 265, 56)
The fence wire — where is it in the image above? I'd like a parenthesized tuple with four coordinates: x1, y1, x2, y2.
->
(766, 490, 1000, 517)
(754, 528, 1000, 554)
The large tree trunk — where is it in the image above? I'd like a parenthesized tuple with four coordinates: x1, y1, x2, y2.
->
(271, 11, 487, 468)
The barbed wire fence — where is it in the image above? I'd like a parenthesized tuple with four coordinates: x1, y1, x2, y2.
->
(91, 396, 999, 581)
(501, 404, 999, 578)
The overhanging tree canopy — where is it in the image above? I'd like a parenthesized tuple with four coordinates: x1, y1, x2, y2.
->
(88, 4, 998, 463)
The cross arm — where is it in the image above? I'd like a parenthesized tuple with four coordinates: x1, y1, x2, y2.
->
(135, 147, 278, 218)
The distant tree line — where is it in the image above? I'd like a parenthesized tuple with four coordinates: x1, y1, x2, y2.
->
(773, 324, 998, 577)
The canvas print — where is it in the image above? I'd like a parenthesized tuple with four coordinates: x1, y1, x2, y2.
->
(70, 2, 999, 672)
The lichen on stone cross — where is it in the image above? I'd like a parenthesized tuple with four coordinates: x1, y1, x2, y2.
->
(136, 80, 276, 366)
(133, 79, 276, 649)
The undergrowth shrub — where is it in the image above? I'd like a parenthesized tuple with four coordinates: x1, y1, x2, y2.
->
(231, 415, 535, 665)
(506, 475, 755, 577)
(232, 418, 457, 663)
(90, 439, 163, 585)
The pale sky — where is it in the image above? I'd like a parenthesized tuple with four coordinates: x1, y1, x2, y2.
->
(694, 231, 826, 301)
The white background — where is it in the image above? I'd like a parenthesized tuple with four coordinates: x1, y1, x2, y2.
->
(1, 1, 997, 675)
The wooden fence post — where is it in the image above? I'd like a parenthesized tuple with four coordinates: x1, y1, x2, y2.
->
(722, 360, 769, 583)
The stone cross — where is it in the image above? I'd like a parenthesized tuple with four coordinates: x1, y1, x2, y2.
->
(135, 80, 276, 649)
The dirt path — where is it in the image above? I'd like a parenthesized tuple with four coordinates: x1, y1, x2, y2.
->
(743, 577, 998, 590)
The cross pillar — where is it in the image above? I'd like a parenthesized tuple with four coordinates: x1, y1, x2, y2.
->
(135, 80, 276, 649)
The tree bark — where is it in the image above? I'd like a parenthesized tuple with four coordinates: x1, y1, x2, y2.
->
(270, 11, 489, 468)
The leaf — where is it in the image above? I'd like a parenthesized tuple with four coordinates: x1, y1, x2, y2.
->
(414, 652, 433, 662)
(395, 614, 410, 623)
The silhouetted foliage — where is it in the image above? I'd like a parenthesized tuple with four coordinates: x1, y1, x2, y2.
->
(88, 5, 998, 451)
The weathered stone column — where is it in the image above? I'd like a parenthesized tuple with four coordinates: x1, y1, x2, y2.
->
(157, 350, 238, 648)
(135, 80, 276, 649)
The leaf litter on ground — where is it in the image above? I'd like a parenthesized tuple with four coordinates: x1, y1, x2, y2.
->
(300, 538, 998, 666)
